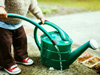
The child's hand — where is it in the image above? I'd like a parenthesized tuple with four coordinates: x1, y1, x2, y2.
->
(0, 7, 7, 20)
(40, 18, 48, 24)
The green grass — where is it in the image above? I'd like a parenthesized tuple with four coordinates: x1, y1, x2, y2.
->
(38, 0, 100, 11)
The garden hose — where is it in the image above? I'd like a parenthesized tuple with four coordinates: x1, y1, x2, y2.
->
(7, 14, 57, 50)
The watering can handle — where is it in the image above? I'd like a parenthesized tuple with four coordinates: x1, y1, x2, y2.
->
(34, 21, 70, 50)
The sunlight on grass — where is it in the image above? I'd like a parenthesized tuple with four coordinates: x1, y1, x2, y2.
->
(38, 0, 100, 11)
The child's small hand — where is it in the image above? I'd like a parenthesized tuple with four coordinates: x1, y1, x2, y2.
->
(40, 18, 48, 24)
(0, 7, 7, 20)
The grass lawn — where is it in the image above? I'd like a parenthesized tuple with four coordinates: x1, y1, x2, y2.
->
(38, 0, 100, 11)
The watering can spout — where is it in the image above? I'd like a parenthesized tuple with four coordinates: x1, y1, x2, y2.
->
(66, 39, 98, 68)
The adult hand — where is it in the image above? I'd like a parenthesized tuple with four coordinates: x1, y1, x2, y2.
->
(40, 18, 48, 24)
(0, 7, 7, 20)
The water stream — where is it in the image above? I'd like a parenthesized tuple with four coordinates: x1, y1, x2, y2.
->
(55, 45, 63, 70)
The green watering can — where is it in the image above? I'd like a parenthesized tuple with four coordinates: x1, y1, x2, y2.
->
(8, 14, 98, 70)
(34, 21, 98, 70)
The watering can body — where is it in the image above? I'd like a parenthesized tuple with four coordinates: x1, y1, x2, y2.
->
(34, 21, 75, 69)
(41, 31, 73, 69)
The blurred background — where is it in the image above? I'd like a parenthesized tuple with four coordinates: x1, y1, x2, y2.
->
(35, 0, 100, 16)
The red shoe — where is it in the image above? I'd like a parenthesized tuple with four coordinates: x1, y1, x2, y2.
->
(16, 57, 34, 65)
(4, 64, 21, 75)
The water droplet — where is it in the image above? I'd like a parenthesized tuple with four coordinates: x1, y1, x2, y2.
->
(49, 67, 54, 70)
